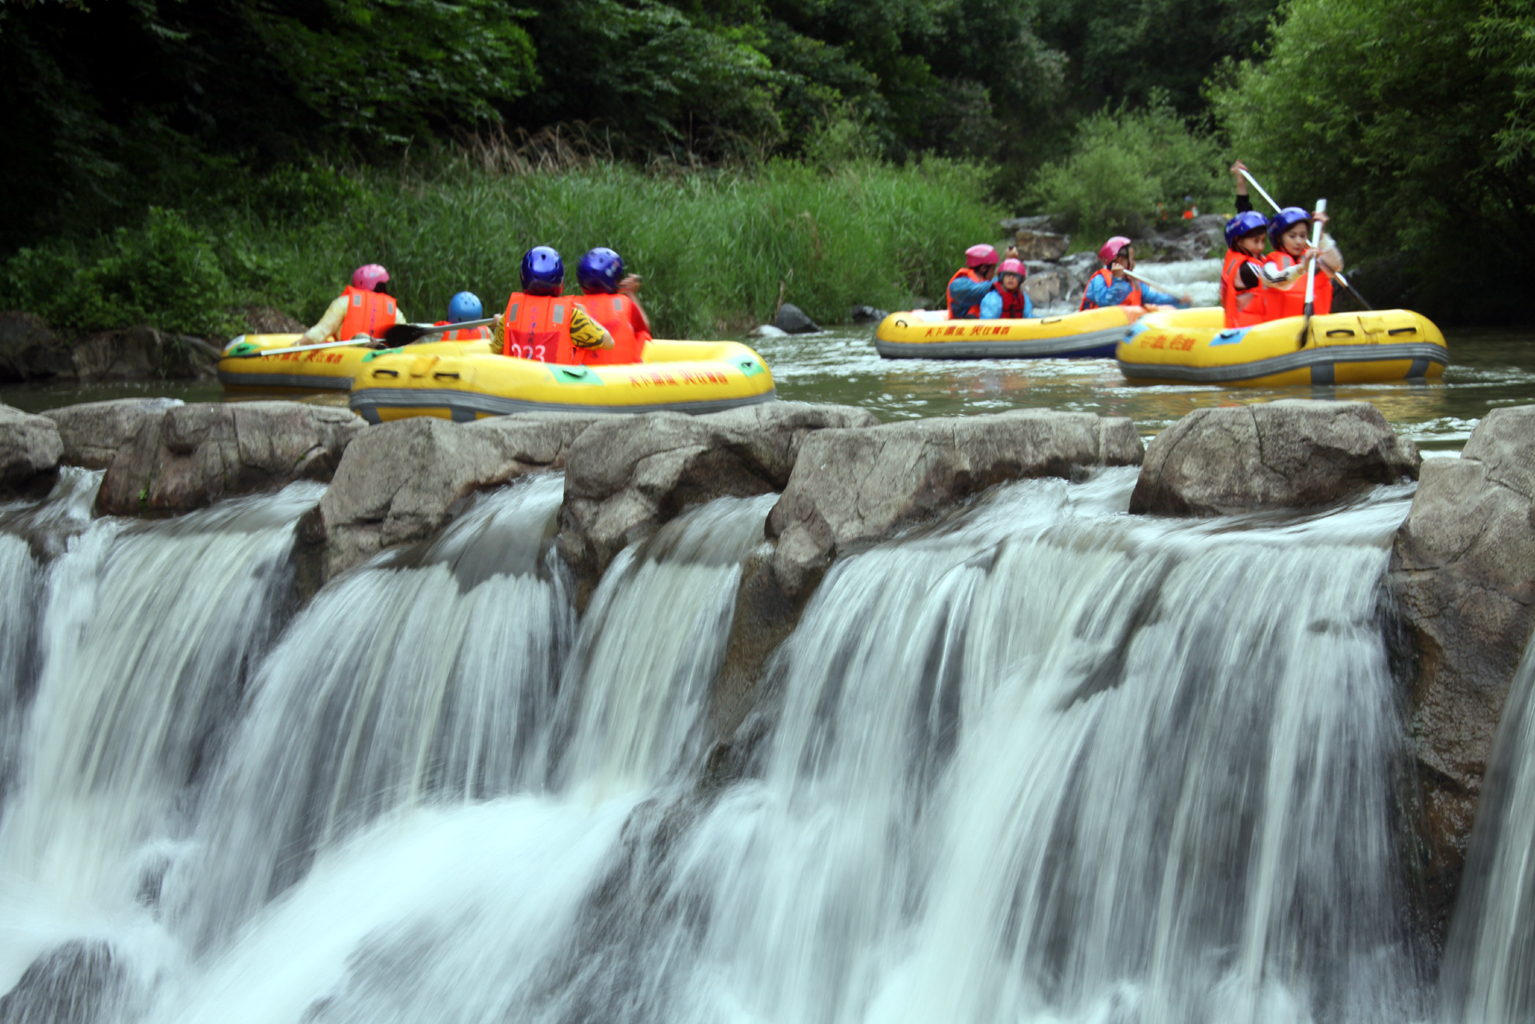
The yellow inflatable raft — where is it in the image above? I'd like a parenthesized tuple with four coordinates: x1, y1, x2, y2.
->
(348, 339, 776, 423)
(218, 334, 487, 393)
(1116, 308, 1449, 386)
(874, 306, 1140, 359)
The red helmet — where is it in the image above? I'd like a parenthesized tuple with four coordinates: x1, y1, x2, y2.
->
(1097, 237, 1132, 264)
(965, 244, 999, 269)
(998, 258, 1027, 278)
(351, 264, 390, 291)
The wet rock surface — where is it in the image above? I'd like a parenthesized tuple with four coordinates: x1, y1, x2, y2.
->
(70, 326, 222, 382)
(557, 401, 877, 602)
(772, 303, 821, 334)
(0, 940, 125, 1024)
(302, 413, 600, 583)
(1129, 400, 1420, 516)
(1389, 406, 1535, 940)
(95, 401, 363, 516)
(0, 404, 64, 499)
(766, 410, 1143, 599)
(42, 397, 185, 470)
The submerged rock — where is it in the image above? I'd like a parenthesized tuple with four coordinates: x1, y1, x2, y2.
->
(302, 412, 600, 582)
(766, 410, 1143, 599)
(43, 397, 184, 470)
(1389, 406, 1535, 939)
(557, 401, 877, 602)
(1129, 400, 1419, 516)
(849, 305, 888, 324)
(0, 404, 63, 499)
(773, 303, 821, 334)
(95, 401, 362, 516)
(0, 940, 125, 1024)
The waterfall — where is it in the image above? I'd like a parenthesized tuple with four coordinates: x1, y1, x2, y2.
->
(1439, 635, 1535, 1023)
(0, 462, 1436, 1024)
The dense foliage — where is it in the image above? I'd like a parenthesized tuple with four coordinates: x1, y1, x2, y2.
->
(0, 160, 1002, 339)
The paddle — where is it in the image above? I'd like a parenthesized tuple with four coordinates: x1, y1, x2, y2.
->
(258, 337, 381, 358)
(1238, 168, 1372, 310)
(1121, 269, 1190, 306)
(379, 316, 498, 347)
(1300, 198, 1327, 348)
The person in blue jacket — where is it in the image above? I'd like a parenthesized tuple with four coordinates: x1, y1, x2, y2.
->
(979, 258, 1034, 319)
(1079, 237, 1191, 311)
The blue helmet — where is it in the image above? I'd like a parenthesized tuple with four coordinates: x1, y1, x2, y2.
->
(520, 246, 564, 296)
(447, 291, 483, 323)
(1268, 207, 1312, 247)
(1224, 211, 1269, 249)
(577, 247, 625, 294)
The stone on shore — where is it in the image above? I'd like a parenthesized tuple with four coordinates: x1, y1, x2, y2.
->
(0, 312, 74, 383)
(556, 402, 877, 600)
(1129, 400, 1419, 516)
(71, 326, 223, 382)
(0, 404, 64, 498)
(43, 398, 185, 470)
(1012, 229, 1071, 261)
(95, 402, 363, 516)
(304, 413, 603, 582)
(1389, 406, 1535, 938)
(773, 303, 822, 335)
(766, 410, 1144, 599)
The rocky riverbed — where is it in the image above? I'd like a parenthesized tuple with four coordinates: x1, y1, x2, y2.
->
(2, 395, 1530, 951)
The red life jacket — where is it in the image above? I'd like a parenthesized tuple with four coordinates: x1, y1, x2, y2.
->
(432, 321, 491, 341)
(502, 293, 577, 363)
(947, 268, 985, 318)
(1079, 269, 1142, 311)
(1262, 252, 1333, 320)
(574, 292, 649, 365)
(336, 286, 397, 341)
(1219, 250, 1269, 329)
(995, 284, 1029, 319)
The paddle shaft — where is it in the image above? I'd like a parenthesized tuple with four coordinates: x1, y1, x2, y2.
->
(1301, 198, 1327, 347)
(1121, 268, 1183, 299)
(258, 337, 378, 357)
(380, 315, 498, 347)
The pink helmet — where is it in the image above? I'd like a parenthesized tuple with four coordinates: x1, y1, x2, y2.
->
(351, 264, 390, 291)
(998, 258, 1027, 278)
(965, 244, 999, 269)
(1097, 236, 1133, 264)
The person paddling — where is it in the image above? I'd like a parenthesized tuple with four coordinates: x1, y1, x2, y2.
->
(1219, 212, 1270, 328)
(431, 292, 494, 341)
(303, 264, 406, 343)
(948, 244, 999, 319)
(1079, 238, 1190, 311)
(1258, 208, 1342, 320)
(980, 258, 1034, 319)
(497, 246, 613, 363)
(572, 247, 651, 365)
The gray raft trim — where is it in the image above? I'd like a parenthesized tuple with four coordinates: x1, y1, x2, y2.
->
(1116, 341, 1449, 384)
(218, 370, 353, 391)
(874, 326, 1127, 359)
(349, 386, 778, 424)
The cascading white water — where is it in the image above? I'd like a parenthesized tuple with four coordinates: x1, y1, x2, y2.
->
(1438, 635, 1535, 1023)
(0, 463, 1436, 1024)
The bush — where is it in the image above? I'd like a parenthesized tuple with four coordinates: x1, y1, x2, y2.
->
(1, 208, 241, 337)
(1027, 93, 1226, 240)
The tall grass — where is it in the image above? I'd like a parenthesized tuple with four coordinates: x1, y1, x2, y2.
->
(3, 157, 1004, 340)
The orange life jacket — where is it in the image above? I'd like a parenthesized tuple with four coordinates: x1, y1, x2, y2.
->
(336, 286, 397, 341)
(1220, 250, 1269, 329)
(947, 268, 985, 318)
(995, 284, 1028, 320)
(1079, 269, 1142, 311)
(502, 293, 578, 363)
(574, 292, 648, 365)
(432, 320, 491, 341)
(1262, 251, 1334, 320)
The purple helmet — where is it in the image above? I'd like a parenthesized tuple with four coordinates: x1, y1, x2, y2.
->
(520, 246, 564, 296)
(1224, 211, 1269, 249)
(577, 247, 625, 294)
(1267, 207, 1312, 247)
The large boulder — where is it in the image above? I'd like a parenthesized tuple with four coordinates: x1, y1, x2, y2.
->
(71, 326, 222, 382)
(1389, 406, 1535, 939)
(557, 402, 877, 600)
(1012, 229, 1071, 261)
(95, 402, 363, 516)
(42, 398, 184, 470)
(1136, 213, 1226, 262)
(302, 413, 602, 582)
(773, 303, 822, 334)
(0, 404, 64, 499)
(1129, 400, 1420, 516)
(0, 312, 73, 383)
(766, 410, 1144, 599)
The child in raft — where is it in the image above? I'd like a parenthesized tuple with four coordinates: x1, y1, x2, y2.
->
(1078, 238, 1190, 311)
(430, 292, 494, 341)
(1258, 207, 1343, 320)
(979, 258, 1034, 319)
(572, 247, 652, 365)
(1220, 212, 1270, 328)
(303, 264, 406, 343)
